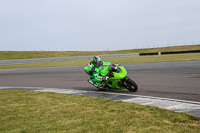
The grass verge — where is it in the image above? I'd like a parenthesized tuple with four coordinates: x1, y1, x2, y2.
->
(0, 45, 199, 60)
(0, 53, 200, 69)
(0, 89, 199, 132)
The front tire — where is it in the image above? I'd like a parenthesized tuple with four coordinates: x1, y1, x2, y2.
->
(125, 78, 138, 92)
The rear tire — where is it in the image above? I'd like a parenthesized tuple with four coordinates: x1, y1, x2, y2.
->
(126, 78, 138, 92)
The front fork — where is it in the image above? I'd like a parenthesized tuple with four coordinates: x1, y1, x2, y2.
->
(121, 76, 129, 88)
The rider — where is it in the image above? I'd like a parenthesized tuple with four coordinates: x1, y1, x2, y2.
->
(87, 56, 119, 88)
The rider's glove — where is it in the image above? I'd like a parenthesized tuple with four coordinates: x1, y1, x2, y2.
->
(112, 63, 119, 67)
(103, 76, 109, 81)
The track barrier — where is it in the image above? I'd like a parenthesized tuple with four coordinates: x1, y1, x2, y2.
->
(140, 50, 200, 56)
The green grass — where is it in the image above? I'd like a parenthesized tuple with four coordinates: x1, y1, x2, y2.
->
(0, 89, 199, 133)
(0, 53, 200, 69)
(0, 44, 200, 60)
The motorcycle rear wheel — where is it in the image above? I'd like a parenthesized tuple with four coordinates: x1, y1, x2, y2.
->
(126, 78, 138, 92)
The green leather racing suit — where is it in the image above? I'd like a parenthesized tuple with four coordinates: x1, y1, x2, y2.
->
(88, 61, 113, 87)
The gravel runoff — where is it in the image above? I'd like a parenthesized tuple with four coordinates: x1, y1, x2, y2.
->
(0, 53, 139, 65)
(0, 87, 200, 118)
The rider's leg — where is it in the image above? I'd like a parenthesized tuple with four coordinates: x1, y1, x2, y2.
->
(88, 78, 105, 88)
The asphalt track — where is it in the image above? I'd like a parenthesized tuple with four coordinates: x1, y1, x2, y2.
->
(0, 60, 200, 102)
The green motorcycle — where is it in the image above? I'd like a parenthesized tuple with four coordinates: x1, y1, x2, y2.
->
(84, 65, 138, 92)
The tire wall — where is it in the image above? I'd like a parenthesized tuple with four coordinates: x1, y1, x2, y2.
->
(139, 50, 200, 56)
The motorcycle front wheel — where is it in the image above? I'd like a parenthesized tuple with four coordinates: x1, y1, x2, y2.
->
(126, 78, 138, 92)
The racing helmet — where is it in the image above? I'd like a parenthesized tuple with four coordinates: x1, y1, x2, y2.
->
(93, 56, 102, 67)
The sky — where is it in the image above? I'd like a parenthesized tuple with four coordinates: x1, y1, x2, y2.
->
(0, 0, 200, 51)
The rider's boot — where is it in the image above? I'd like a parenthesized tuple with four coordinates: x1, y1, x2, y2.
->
(88, 79, 106, 89)
(88, 79, 99, 88)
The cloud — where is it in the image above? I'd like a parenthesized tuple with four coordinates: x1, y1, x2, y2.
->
(0, 0, 200, 51)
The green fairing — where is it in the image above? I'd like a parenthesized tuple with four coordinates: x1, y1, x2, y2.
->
(104, 66, 127, 89)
